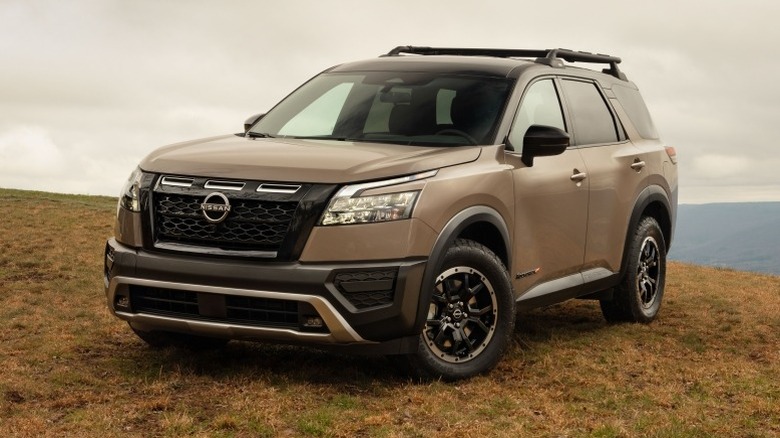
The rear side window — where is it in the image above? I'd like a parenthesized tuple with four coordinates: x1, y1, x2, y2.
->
(612, 84, 659, 139)
(561, 79, 619, 145)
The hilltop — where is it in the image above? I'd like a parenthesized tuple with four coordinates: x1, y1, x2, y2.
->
(1, 188, 778, 436)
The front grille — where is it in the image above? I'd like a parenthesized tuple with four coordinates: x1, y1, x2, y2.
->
(149, 175, 317, 256)
(333, 269, 397, 309)
(129, 285, 304, 330)
(154, 194, 296, 251)
(131, 287, 199, 317)
(225, 295, 299, 327)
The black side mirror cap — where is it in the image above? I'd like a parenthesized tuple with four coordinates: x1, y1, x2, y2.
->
(520, 125, 570, 167)
(244, 113, 265, 133)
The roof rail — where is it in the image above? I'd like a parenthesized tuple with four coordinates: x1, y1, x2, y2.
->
(385, 46, 627, 80)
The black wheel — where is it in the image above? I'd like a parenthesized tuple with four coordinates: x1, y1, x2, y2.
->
(601, 216, 667, 323)
(435, 129, 477, 145)
(404, 239, 515, 380)
(130, 325, 228, 350)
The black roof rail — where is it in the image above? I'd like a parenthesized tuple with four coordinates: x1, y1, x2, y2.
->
(385, 46, 627, 80)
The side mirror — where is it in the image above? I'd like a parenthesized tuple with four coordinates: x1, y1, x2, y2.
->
(520, 125, 569, 167)
(244, 113, 265, 133)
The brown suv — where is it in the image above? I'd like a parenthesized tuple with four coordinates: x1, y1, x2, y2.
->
(105, 46, 678, 380)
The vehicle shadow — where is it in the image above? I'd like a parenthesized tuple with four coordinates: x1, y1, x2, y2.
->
(516, 299, 611, 345)
(113, 300, 612, 386)
(119, 337, 408, 386)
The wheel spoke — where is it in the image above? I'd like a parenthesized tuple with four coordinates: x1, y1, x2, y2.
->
(468, 317, 490, 334)
(431, 293, 447, 304)
(465, 282, 484, 301)
(640, 283, 650, 302)
(443, 278, 457, 300)
(452, 276, 466, 301)
(639, 279, 656, 304)
(462, 274, 471, 295)
(450, 326, 463, 353)
(433, 326, 449, 349)
(459, 327, 474, 352)
(469, 304, 493, 316)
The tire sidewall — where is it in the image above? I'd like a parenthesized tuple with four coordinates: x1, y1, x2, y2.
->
(626, 217, 667, 323)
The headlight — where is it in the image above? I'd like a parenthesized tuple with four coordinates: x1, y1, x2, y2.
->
(321, 191, 419, 225)
(320, 170, 436, 226)
(118, 167, 143, 212)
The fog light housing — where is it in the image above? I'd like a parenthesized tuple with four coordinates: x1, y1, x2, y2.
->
(303, 315, 324, 328)
(115, 294, 130, 310)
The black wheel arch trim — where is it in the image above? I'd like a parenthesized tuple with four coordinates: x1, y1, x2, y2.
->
(620, 185, 673, 279)
(413, 206, 511, 332)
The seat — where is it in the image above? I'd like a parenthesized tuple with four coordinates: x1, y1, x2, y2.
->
(450, 88, 503, 143)
(388, 95, 437, 137)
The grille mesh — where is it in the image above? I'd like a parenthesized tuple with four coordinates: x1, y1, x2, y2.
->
(130, 286, 301, 329)
(131, 287, 199, 317)
(154, 194, 297, 251)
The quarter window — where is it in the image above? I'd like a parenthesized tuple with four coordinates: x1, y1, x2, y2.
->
(560, 80, 619, 145)
(612, 84, 659, 139)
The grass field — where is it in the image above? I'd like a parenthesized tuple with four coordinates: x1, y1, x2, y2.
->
(1, 188, 778, 437)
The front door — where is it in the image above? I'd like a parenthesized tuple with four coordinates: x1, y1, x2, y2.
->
(506, 78, 589, 293)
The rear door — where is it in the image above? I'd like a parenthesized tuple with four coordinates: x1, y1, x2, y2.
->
(558, 78, 643, 273)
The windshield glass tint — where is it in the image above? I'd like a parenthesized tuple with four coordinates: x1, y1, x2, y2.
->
(251, 72, 513, 146)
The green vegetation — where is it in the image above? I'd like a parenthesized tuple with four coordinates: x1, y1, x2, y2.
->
(1, 188, 779, 436)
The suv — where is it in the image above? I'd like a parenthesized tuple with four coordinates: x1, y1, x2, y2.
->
(105, 46, 677, 380)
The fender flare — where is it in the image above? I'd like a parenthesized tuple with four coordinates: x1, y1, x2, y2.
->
(620, 185, 673, 279)
(413, 206, 511, 331)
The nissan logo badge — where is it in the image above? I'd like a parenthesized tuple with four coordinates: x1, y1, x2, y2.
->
(200, 192, 231, 224)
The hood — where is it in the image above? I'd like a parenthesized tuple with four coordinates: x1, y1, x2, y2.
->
(139, 135, 482, 183)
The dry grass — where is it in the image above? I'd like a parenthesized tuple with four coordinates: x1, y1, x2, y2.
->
(1, 188, 778, 437)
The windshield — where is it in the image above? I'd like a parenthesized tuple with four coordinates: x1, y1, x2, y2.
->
(250, 72, 513, 146)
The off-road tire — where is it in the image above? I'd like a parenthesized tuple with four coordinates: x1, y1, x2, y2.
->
(601, 216, 667, 323)
(404, 239, 515, 380)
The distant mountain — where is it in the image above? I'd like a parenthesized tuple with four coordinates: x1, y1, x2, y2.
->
(669, 202, 780, 275)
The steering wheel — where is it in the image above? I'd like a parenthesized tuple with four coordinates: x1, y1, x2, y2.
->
(435, 129, 477, 145)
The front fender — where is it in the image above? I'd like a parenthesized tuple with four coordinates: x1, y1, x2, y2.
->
(413, 206, 511, 331)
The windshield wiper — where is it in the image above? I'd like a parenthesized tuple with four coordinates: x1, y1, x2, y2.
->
(246, 131, 275, 139)
(289, 135, 349, 141)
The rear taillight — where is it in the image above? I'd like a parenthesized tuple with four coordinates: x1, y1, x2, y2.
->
(665, 146, 678, 164)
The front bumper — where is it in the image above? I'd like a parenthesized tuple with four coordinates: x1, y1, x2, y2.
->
(104, 238, 426, 353)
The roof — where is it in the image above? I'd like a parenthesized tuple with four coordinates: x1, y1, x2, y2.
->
(329, 46, 628, 81)
(329, 54, 526, 78)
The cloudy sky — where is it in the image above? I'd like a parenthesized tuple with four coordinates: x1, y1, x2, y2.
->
(1, 0, 778, 204)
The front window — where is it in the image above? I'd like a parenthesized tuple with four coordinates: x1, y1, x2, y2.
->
(508, 78, 566, 148)
(250, 72, 513, 146)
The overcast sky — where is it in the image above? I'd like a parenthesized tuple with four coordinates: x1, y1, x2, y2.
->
(1, 0, 778, 204)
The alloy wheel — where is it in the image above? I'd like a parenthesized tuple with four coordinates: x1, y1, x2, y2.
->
(423, 266, 498, 363)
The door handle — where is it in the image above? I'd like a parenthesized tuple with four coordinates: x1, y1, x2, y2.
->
(570, 170, 587, 182)
(631, 160, 646, 171)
